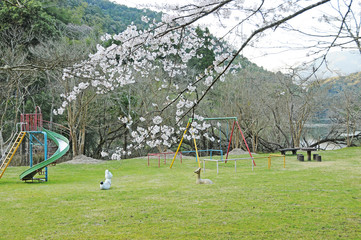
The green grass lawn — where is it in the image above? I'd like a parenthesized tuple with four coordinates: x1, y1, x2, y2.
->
(1, 148, 360, 239)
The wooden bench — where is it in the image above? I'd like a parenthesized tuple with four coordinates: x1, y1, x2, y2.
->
(279, 148, 300, 155)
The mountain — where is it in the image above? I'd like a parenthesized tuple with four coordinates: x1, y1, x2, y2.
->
(83, 0, 162, 34)
(321, 71, 361, 93)
(78, 0, 271, 75)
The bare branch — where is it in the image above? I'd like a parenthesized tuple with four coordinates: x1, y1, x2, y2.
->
(181, 0, 331, 119)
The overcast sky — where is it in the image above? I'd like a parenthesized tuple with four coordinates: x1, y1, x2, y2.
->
(111, 0, 361, 74)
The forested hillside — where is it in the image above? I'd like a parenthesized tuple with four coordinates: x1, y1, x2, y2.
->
(0, 0, 166, 161)
(315, 72, 361, 145)
(83, 0, 162, 34)
(1, 0, 360, 163)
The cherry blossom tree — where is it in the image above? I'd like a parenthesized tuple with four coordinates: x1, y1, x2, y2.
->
(55, 0, 356, 158)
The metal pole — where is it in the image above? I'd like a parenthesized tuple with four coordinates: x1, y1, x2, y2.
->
(283, 155, 286, 168)
(189, 117, 237, 122)
(225, 121, 236, 162)
(219, 123, 221, 151)
(225, 121, 228, 161)
(170, 121, 190, 168)
(235, 121, 256, 168)
(191, 127, 201, 169)
(29, 133, 33, 167)
(44, 132, 48, 182)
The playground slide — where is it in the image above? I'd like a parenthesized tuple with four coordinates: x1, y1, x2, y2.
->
(19, 128, 69, 181)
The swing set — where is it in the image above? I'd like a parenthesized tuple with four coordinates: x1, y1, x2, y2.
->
(170, 117, 256, 169)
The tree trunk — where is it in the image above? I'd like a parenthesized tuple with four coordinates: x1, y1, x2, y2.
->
(79, 105, 87, 155)
(346, 107, 351, 147)
(71, 128, 78, 156)
(123, 126, 128, 157)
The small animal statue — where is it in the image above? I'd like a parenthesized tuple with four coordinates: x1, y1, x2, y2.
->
(100, 169, 113, 190)
(194, 167, 213, 184)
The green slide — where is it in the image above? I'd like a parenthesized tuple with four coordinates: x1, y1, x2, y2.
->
(20, 128, 70, 181)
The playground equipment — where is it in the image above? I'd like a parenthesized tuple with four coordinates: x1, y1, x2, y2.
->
(0, 130, 26, 179)
(170, 117, 256, 170)
(202, 154, 285, 174)
(147, 152, 182, 167)
(180, 119, 229, 161)
(181, 149, 224, 161)
(0, 107, 69, 182)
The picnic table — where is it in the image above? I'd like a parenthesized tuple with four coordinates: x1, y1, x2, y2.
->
(279, 148, 300, 155)
(300, 147, 317, 161)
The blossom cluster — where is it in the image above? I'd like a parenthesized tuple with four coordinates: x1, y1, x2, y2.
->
(56, 8, 241, 152)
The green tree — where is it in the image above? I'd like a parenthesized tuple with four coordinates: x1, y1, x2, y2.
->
(0, 0, 60, 47)
(187, 27, 215, 72)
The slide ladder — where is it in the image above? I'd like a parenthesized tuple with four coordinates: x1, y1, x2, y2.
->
(0, 131, 27, 179)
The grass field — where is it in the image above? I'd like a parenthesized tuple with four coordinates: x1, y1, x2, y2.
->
(1, 148, 360, 239)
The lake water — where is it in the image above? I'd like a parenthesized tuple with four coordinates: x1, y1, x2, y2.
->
(303, 123, 350, 150)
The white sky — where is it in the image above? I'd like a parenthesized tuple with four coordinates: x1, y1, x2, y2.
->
(111, 0, 359, 73)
